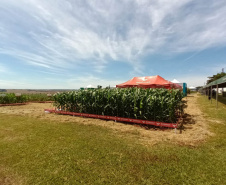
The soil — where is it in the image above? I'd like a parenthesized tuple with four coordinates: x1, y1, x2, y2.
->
(0, 93, 213, 146)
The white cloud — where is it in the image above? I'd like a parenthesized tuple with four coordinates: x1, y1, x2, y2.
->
(176, 75, 208, 87)
(66, 75, 124, 89)
(0, 0, 226, 75)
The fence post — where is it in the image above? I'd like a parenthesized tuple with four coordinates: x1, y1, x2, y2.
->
(216, 85, 218, 109)
(211, 86, 212, 104)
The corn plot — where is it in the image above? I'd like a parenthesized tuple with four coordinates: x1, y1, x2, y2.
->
(53, 88, 184, 123)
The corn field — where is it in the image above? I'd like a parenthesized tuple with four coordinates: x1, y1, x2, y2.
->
(53, 88, 184, 123)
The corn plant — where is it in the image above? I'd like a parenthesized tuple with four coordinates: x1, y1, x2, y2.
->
(53, 88, 184, 123)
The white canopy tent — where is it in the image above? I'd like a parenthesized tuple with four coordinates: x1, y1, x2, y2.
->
(171, 79, 180, 83)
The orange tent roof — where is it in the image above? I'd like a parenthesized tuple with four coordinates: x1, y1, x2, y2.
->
(116, 75, 182, 89)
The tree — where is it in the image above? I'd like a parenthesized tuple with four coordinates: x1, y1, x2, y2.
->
(207, 72, 226, 84)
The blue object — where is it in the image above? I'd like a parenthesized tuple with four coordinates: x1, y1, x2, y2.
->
(183, 83, 187, 96)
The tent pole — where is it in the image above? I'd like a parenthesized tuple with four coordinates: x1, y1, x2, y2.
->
(216, 84, 218, 109)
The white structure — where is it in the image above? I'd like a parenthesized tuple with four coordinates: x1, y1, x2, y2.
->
(171, 79, 180, 83)
(219, 88, 226, 93)
(189, 86, 196, 91)
(86, 84, 94, 88)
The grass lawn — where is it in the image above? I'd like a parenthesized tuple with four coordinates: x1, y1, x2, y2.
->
(199, 94, 226, 121)
(0, 95, 226, 184)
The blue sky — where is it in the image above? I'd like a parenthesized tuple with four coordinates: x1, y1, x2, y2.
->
(0, 0, 226, 89)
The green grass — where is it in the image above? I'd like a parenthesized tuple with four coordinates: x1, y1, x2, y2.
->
(218, 94, 226, 105)
(0, 94, 226, 184)
(198, 94, 226, 121)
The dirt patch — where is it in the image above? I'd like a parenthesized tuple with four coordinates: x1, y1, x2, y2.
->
(179, 94, 213, 145)
(0, 94, 213, 146)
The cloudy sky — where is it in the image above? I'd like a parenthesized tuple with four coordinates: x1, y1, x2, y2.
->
(0, 0, 226, 89)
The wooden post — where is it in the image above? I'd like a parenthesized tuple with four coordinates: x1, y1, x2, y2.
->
(211, 86, 212, 104)
(216, 85, 218, 109)
(207, 88, 209, 99)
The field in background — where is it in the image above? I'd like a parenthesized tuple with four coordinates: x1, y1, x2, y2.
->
(0, 93, 225, 184)
(6, 89, 76, 94)
(0, 89, 77, 104)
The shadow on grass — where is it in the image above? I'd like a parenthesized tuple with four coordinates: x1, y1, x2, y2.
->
(181, 98, 196, 130)
(204, 94, 226, 105)
(216, 95, 226, 105)
(182, 100, 188, 109)
(183, 113, 195, 125)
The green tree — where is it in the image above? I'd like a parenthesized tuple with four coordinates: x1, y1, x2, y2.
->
(207, 72, 226, 84)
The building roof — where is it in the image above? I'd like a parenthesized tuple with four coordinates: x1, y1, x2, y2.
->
(204, 75, 226, 88)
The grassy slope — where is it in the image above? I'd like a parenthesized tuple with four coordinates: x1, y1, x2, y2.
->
(0, 94, 226, 184)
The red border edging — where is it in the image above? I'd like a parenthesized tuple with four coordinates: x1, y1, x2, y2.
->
(44, 109, 179, 128)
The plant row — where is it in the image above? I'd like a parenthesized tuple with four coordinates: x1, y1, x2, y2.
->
(0, 93, 53, 104)
(53, 88, 184, 123)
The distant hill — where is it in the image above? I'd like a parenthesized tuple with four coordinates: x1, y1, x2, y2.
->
(5, 89, 77, 94)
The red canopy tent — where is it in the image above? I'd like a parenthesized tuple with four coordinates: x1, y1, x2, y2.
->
(116, 75, 182, 90)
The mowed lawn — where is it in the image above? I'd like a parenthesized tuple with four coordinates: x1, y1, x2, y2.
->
(0, 94, 226, 184)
